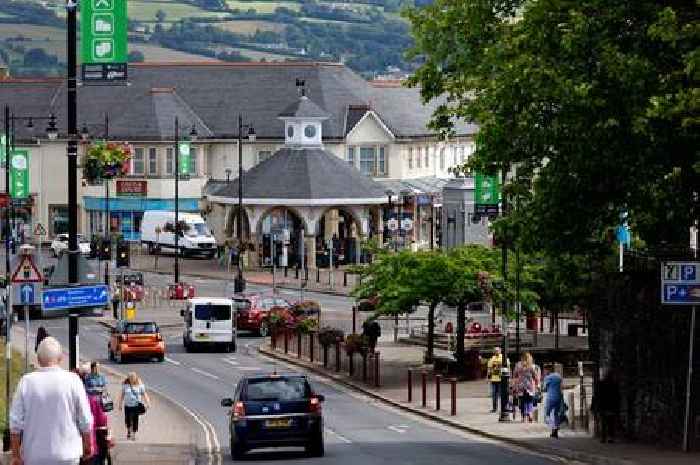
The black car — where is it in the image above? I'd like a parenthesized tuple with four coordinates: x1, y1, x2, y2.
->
(221, 374, 325, 459)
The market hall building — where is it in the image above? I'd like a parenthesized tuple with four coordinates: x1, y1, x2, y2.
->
(0, 62, 477, 248)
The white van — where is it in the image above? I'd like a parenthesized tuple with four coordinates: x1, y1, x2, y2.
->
(141, 211, 216, 258)
(181, 297, 236, 352)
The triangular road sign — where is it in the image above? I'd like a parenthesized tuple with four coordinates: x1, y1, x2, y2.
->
(33, 223, 47, 235)
(11, 255, 43, 283)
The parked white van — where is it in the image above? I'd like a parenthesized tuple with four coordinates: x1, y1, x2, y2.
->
(181, 297, 236, 352)
(141, 211, 216, 258)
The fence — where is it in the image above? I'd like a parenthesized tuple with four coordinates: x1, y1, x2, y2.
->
(270, 330, 381, 388)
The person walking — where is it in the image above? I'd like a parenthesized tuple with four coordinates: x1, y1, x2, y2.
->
(362, 318, 381, 353)
(543, 365, 564, 438)
(592, 368, 620, 443)
(512, 352, 541, 422)
(34, 326, 49, 352)
(9, 337, 93, 465)
(487, 347, 504, 413)
(111, 285, 121, 320)
(84, 361, 107, 396)
(117, 372, 151, 441)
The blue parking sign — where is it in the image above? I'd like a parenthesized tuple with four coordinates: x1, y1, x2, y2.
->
(661, 261, 700, 305)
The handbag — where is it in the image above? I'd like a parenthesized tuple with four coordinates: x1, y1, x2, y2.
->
(101, 391, 114, 412)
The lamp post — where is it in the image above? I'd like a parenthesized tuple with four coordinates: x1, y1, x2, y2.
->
(398, 190, 410, 250)
(80, 113, 110, 285)
(225, 168, 232, 183)
(3, 106, 57, 447)
(385, 189, 394, 251)
(173, 117, 198, 285)
(499, 165, 511, 423)
(234, 114, 255, 294)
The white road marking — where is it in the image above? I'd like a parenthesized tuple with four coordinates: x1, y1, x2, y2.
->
(222, 358, 239, 366)
(190, 367, 220, 380)
(238, 366, 260, 371)
(387, 425, 409, 434)
(164, 357, 182, 366)
(325, 428, 352, 444)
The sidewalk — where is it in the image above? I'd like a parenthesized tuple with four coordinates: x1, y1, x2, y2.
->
(7, 327, 201, 465)
(130, 252, 358, 296)
(260, 339, 698, 465)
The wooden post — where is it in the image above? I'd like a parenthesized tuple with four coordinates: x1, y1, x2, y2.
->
(335, 342, 341, 372)
(297, 332, 302, 359)
(408, 369, 413, 402)
(421, 371, 427, 407)
(374, 351, 380, 388)
(284, 330, 289, 354)
(435, 374, 441, 411)
(362, 353, 367, 382)
(309, 333, 314, 363)
(450, 378, 457, 416)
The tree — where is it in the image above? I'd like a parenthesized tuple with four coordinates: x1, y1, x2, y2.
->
(405, 0, 699, 256)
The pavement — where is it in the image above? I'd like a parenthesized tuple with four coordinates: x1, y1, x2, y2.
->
(260, 339, 699, 465)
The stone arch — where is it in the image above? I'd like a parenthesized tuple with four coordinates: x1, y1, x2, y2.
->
(316, 205, 365, 266)
(253, 205, 308, 269)
(224, 206, 252, 243)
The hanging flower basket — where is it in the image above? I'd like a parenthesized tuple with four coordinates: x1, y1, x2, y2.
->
(83, 142, 131, 183)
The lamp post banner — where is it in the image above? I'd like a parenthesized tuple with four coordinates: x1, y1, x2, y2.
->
(178, 142, 191, 175)
(10, 149, 29, 199)
(80, 0, 128, 64)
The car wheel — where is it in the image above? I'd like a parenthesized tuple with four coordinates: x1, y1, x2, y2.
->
(231, 438, 245, 460)
(156, 354, 165, 362)
(306, 432, 324, 457)
(258, 322, 269, 337)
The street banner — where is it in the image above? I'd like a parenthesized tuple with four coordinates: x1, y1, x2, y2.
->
(81, 0, 128, 81)
(0, 134, 5, 160)
(9, 149, 29, 199)
(474, 172, 500, 205)
(178, 141, 191, 175)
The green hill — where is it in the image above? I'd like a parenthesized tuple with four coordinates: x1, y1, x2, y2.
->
(0, 0, 416, 78)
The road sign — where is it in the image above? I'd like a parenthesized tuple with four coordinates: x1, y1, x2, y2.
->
(81, 0, 127, 81)
(387, 218, 398, 231)
(178, 141, 191, 175)
(11, 255, 42, 283)
(33, 223, 47, 236)
(42, 285, 110, 311)
(401, 218, 414, 231)
(9, 149, 29, 199)
(474, 172, 500, 205)
(19, 283, 35, 305)
(661, 261, 700, 305)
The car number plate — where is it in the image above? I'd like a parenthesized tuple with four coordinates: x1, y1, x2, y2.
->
(265, 419, 291, 428)
(196, 333, 209, 339)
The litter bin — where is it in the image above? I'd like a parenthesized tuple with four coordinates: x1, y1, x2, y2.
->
(125, 303, 136, 320)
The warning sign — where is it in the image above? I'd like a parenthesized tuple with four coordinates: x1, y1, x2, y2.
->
(11, 255, 42, 283)
(33, 223, 47, 236)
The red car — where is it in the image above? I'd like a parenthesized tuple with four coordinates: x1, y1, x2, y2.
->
(232, 294, 291, 336)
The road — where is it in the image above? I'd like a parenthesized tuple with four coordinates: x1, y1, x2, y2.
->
(8, 250, 557, 464)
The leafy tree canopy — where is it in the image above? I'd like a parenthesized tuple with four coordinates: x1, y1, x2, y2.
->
(406, 0, 699, 255)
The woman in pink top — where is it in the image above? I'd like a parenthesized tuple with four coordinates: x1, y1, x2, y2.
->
(86, 393, 111, 465)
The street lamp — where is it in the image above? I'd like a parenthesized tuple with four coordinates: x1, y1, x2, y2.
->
(385, 189, 394, 251)
(79, 113, 110, 286)
(173, 118, 198, 285)
(234, 114, 255, 294)
(3, 106, 58, 447)
(398, 189, 410, 250)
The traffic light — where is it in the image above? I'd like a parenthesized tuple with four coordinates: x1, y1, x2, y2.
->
(100, 239, 112, 261)
(116, 241, 129, 268)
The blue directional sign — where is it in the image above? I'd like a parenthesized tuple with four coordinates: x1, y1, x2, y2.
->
(661, 262, 700, 305)
(42, 285, 110, 311)
(20, 283, 35, 305)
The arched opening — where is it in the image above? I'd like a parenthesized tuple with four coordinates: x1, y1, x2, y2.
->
(256, 206, 304, 268)
(226, 206, 252, 243)
(316, 207, 362, 267)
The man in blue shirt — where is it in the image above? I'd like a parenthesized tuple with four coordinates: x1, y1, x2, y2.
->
(84, 361, 107, 395)
(543, 366, 563, 438)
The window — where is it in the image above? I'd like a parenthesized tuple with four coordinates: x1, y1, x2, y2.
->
(440, 148, 445, 169)
(424, 147, 429, 168)
(378, 146, 386, 175)
(244, 377, 311, 402)
(132, 147, 145, 175)
(408, 148, 413, 169)
(304, 125, 316, 138)
(258, 151, 272, 164)
(166, 148, 174, 175)
(347, 147, 355, 167)
(194, 304, 231, 321)
(417, 147, 422, 168)
(189, 147, 197, 175)
(287, 125, 294, 138)
(360, 147, 376, 176)
(458, 146, 465, 163)
(452, 146, 457, 166)
(148, 147, 157, 175)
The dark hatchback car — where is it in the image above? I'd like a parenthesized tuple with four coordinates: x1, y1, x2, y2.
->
(221, 374, 325, 459)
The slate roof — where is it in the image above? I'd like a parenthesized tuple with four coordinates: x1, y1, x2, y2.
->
(0, 62, 478, 142)
(209, 146, 387, 201)
(278, 95, 330, 119)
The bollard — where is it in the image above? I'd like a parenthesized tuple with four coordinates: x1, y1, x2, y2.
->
(352, 306, 357, 335)
(421, 372, 427, 407)
(284, 266, 288, 278)
(284, 331, 289, 354)
(305, 268, 309, 281)
(316, 268, 320, 283)
(569, 392, 576, 431)
(362, 354, 367, 383)
(408, 369, 413, 403)
(271, 332, 277, 350)
(343, 271, 347, 287)
(435, 374, 441, 411)
(295, 266, 299, 279)
(374, 351, 380, 388)
(335, 342, 341, 372)
(323, 344, 329, 368)
(450, 378, 457, 416)
(349, 352, 354, 376)
(309, 333, 314, 363)
(297, 332, 302, 359)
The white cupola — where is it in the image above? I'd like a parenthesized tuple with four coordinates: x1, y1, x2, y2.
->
(278, 79, 330, 147)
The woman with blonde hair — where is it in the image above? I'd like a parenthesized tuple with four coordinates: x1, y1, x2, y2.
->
(512, 352, 541, 422)
(117, 372, 151, 441)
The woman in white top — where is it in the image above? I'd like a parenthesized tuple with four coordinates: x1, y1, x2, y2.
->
(117, 372, 151, 441)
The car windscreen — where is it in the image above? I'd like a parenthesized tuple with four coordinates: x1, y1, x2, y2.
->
(188, 223, 210, 236)
(125, 323, 157, 334)
(194, 304, 231, 321)
(244, 377, 311, 402)
(233, 299, 251, 311)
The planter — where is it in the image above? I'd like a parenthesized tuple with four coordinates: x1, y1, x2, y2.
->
(83, 142, 131, 183)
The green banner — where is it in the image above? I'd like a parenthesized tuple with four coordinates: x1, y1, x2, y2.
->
(0, 134, 5, 164)
(178, 142, 191, 175)
(80, 0, 128, 64)
(10, 149, 29, 199)
(474, 172, 500, 205)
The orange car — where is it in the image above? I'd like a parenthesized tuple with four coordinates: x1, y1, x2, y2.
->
(108, 321, 165, 363)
